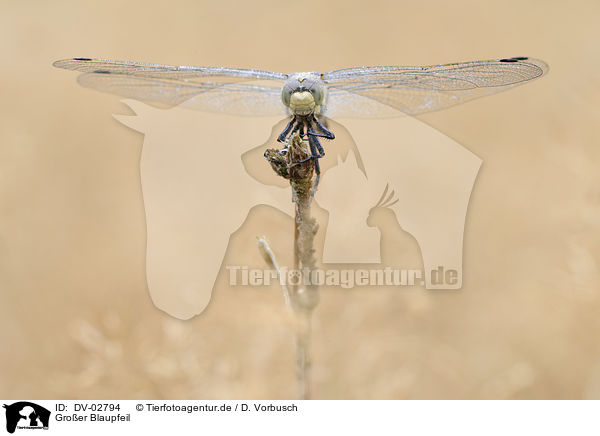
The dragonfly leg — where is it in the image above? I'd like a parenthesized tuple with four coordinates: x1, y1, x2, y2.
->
(289, 121, 302, 139)
(298, 123, 305, 138)
(306, 126, 325, 193)
(309, 129, 325, 157)
(311, 115, 335, 140)
(277, 116, 296, 143)
(297, 124, 325, 164)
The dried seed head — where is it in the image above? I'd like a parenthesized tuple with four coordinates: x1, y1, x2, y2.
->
(263, 134, 314, 183)
(264, 148, 290, 179)
(287, 135, 314, 181)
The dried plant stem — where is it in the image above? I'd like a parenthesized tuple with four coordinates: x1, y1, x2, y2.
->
(257, 236, 292, 311)
(263, 134, 319, 399)
(295, 309, 312, 399)
(291, 163, 318, 400)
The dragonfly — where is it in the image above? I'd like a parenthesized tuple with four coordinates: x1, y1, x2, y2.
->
(53, 56, 548, 188)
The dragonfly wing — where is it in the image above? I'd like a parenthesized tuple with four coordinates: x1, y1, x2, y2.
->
(53, 58, 287, 81)
(77, 73, 287, 116)
(322, 88, 404, 118)
(179, 83, 287, 116)
(54, 57, 288, 116)
(323, 57, 548, 117)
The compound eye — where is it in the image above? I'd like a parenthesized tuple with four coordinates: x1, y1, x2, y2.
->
(313, 88, 323, 105)
(308, 84, 324, 105)
(281, 86, 292, 106)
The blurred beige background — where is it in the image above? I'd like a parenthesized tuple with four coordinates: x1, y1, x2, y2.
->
(1, 0, 599, 399)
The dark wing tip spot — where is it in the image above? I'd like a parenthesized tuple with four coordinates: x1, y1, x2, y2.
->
(73, 57, 92, 61)
(93, 70, 111, 74)
(500, 56, 529, 63)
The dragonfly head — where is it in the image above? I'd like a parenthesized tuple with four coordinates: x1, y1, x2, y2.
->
(282, 73, 326, 116)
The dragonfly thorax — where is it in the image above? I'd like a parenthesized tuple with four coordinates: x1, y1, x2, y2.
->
(281, 73, 326, 116)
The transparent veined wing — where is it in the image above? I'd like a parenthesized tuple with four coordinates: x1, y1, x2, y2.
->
(322, 57, 548, 118)
(53, 58, 289, 116)
(53, 58, 288, 81)
(76, 73, 287, 116)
